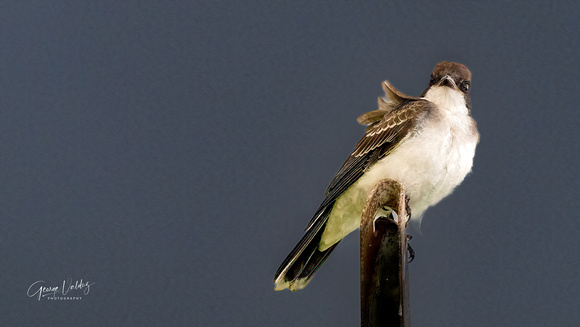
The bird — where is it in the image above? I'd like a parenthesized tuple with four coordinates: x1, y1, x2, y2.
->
(273, 61, 479, 292)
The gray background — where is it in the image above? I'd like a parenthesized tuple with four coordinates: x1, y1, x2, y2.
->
(1, 1, 578, 326)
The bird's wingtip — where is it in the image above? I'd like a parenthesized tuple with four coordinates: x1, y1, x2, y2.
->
(273, 278, 290, 291)
(273, 277, 309, 292)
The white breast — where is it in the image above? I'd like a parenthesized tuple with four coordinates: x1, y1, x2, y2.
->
(319, 86, 478, 251)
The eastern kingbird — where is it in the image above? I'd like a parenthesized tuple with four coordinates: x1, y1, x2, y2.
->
(274, 61, 479, 291)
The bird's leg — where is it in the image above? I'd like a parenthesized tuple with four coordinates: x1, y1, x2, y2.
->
(406, 235, 415, 263)
(403, 194, 414, 262)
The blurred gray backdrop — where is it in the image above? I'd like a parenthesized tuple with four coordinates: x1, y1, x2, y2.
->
(1, 1, 578, 326)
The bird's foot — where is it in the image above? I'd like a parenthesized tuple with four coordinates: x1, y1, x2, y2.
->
(381, 206, 393, 217)
(407, 235, 415, 263)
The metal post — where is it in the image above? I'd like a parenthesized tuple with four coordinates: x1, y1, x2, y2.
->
(360, 179, 410, 327)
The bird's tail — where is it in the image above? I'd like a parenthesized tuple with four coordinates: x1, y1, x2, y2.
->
(273, 206, 339, 291)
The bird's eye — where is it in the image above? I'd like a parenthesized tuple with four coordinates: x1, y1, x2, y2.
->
(459, 81, 470, 92)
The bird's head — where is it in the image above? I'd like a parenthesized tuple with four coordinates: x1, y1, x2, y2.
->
(421, 61, 472, 112)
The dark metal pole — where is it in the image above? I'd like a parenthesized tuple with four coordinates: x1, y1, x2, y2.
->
(360, 179, 410, 327)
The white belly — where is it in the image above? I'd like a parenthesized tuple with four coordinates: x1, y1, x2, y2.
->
(319, 112, 478, 251)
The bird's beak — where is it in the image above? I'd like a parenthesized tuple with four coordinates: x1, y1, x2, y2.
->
(437, 75, 459, 90)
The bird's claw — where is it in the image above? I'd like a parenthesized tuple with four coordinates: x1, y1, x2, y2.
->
(407, 235, 415, 263)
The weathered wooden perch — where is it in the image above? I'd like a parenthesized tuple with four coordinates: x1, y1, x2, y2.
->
(360, 179, 410, 327)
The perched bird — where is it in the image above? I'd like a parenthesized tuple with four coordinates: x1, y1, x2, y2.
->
(274, 61, 479, 291)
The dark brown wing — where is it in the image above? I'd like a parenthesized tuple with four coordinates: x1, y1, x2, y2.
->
(352, 100, 429, 157)
(304, 98, 433, 231)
